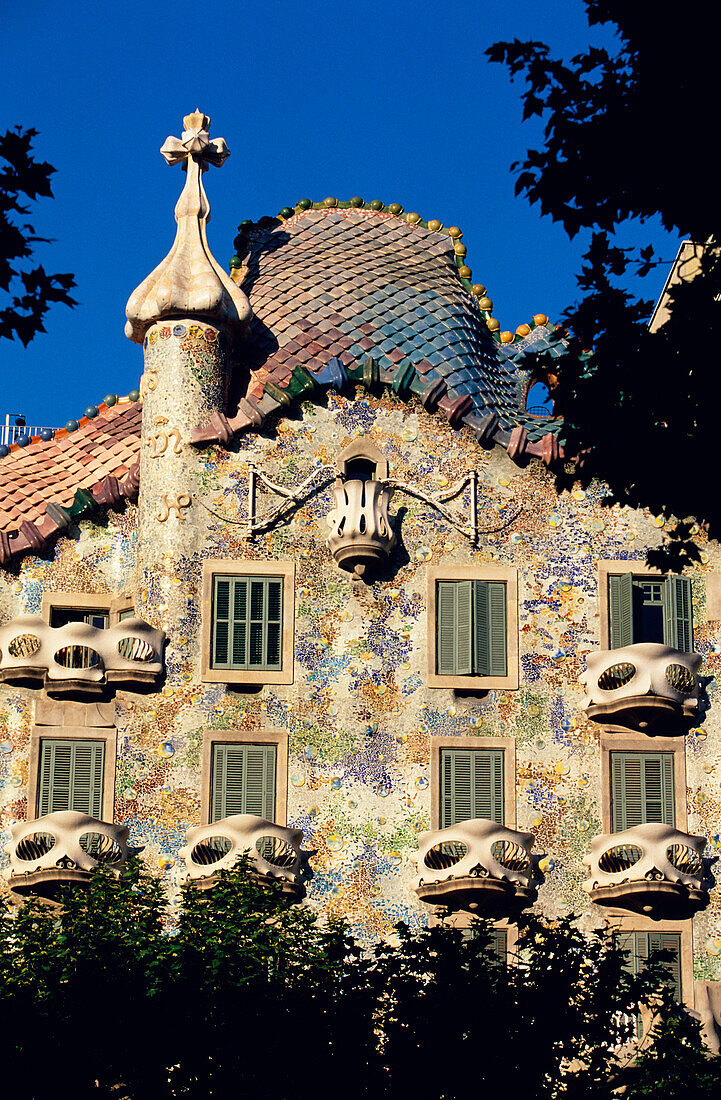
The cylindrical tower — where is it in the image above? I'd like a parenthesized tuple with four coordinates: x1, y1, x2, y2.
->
(124, 110, 251, 632)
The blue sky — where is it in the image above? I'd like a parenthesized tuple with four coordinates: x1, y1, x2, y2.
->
(3, 0, 679, 429)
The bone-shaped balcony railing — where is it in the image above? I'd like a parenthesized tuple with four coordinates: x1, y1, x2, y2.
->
(179, 814, 307, 898)
(580, 643, 702, 730)
(4, 811, 139, 896)
(0, 615, 166, 692)
(416, 818, 535, 914)
(583, 822, 709, 916)
(326, 479, 396, 578)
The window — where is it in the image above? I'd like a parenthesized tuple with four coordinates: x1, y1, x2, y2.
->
(610, 752, 675, 831)
(210, 742, 277, 822)
(427, 567, 518, 689)
(525, 380, 554, 416)
(37, 738, 105, 818)
(200, 730, 288, 826)
(606, 571, 693, 651)
(615, 931, 682, 1004)
(440, 748, 504, 827)
(201, 561, 295, 685)
(463, 926, 508, 962)
(212, 575, 282, 672)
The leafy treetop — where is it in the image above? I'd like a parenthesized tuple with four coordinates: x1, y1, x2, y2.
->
(1, 126, 76, 346)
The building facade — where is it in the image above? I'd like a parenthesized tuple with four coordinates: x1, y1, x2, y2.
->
(1, 111, 720, 1034)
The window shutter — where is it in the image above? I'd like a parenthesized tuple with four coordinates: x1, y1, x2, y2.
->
(615, 931, 639, 976)
(264, 580, 283, 670)
(213, 577, 232, 667)
(473, 581, 509, 676)
(437, 583, 458, 675)
(490, 928, 507, 962)
(437, 581, 472, 676)
(38, 740, 104, 818)
(440, 749, 504, 827)
(486, 581, 507, 676)
(210, 743, 276, 823)
(231, 578, 248, 667)
(455, 581, 473, 675)
(649, 933, 682, 1003)
(611, 753, 675, 831)
(609, 572, 634, 648)
(473, 749, 504, 824)
(663, 575, 693, 652)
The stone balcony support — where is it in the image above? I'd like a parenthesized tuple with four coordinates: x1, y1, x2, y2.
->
(179, 814, 307, 899)
(0, 615, 165, 693)
(4, 811, 138, 898)
(583, 822, 709, 917)
(416, 818, 535, 915)
(580, 643, 702, 731)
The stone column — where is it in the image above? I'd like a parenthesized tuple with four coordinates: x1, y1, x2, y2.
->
(124, 110, 251, 637)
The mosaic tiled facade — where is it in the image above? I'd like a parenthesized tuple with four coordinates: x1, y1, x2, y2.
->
(2, 113, 720, 1024)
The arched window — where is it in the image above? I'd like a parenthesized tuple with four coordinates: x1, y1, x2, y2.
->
(525, 380, 554, 416)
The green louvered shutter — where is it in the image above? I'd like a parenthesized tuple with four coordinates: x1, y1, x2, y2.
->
(611, 752, 675, 832)
(663, 575, 693, 652)
(475, 581, 507, 676)
(211, 743, 276, 822)
(440, 749, 504, 827)
(38, 739, 104, 818)
(648, 932, 682, 1003)
(213, 576, 233, 667)
(609, 572, 634, 648)
(436, 581, 472, 675)
(490, 928, 508, 962)
(213, 576, 283, 671)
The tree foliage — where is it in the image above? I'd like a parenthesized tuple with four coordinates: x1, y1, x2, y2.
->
(487, 3, 719, 571)
(0, 126, 76, 345)
(1, 863, 718, 1099)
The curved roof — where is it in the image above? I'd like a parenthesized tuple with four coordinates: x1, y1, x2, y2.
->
(235, 205, 520, 425)
(0, 399, 140, 566)
(0, 201, 567, 568)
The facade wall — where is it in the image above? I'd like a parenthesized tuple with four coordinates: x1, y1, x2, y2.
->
(2, 382, 721, 988)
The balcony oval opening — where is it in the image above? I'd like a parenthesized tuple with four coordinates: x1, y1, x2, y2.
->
(424, 840, 468, 870)
(667, 843, 703, 875)
(665, 664, 695, 694)
(79, 832, 123, 864)
(16, 831, 56, 862)
(598, 843, 644, 874)
(256, 836, 297, 868)
(491, 839, 531, 873)
(190, 836, 233, 865)
(598, 662, 636, 691)
(53, 646, 102, 669)
(8, 633, 41, 658)
(117, 636, 155, 661)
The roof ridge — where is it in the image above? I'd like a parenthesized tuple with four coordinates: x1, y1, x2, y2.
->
(229, 196, 553, 345)
(0, 390, 141, 460)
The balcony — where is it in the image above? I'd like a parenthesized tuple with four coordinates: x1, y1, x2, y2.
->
(580, 643, 702, 731)
(4, 811, 137, 898)
(416, 819, 535, 915)
(179, 814, 307, 899)
(583, 822, 710, 918)
(0, 616, 166, 694)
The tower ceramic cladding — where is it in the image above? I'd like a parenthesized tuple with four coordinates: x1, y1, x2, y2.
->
(2, 110, 721, 1037)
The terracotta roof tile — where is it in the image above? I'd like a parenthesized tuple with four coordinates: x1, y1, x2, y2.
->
(0, 400, 141, 533)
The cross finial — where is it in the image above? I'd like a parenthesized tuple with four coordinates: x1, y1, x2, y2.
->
(124, 110, 250, 344)
(159, 109, 230, 170)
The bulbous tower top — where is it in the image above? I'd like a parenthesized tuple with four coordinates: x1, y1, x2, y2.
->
(125, 110, 251, 344)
